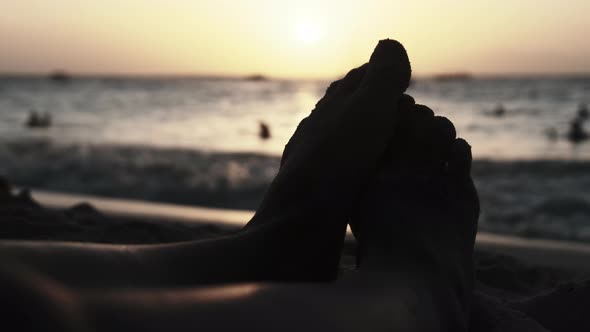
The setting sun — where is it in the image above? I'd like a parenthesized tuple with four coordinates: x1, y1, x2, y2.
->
(294, 21, 321, 44)
(1, 0, 589, 78)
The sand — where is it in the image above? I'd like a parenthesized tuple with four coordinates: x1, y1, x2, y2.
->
(2, 184, 590, 331)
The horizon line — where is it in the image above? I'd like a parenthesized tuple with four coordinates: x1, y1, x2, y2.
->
(2, 71, 590, 81)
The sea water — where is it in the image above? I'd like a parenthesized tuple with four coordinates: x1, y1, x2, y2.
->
(0, 76, 589, 242)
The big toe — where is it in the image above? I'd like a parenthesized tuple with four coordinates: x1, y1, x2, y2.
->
(360, 39, 412, 96)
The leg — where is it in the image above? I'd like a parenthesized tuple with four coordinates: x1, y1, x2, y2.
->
(0, 39, 412, 287)
(4, 104, 480, 332)
(0, 259, 89, 332)
(0, 259, 445, 332)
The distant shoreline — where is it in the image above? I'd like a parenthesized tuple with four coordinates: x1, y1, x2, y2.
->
(1, 72, 590, 81)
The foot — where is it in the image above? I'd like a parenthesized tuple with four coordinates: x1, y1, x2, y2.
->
(354, 102, 479, 330)
(244, 39, 412, 281)
(253, 39, 411, 223)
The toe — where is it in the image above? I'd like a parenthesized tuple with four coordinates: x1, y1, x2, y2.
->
(334, 63, 369, 97)
(433, 116, 457, 145)
(283, 63, 368, 165)
(410, 104, 435, 141)
(315, 63, 369, 109)
(384, 94, 416, 165)
(397, 94, 416, 118)
(431, 116, 457, 164)
(447, 138, 479, 217)
(393, 94, 417, 137)
(326, 40, 412, 167)
(447, 138, 472, 179)
(447, 138, 479, 241)
(392, 105, 456, 174)
(406, 104, 436, 168)
(286, 40, 412, 176)
(359, 39, 412, 96)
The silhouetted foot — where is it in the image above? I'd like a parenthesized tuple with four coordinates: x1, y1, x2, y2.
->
(355, 103, 479, 330)
(243, 40, 411, 281)
(254, 39, 411, 223)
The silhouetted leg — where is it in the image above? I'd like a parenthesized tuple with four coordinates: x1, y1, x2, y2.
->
(0, 39, 411, 287)
(32, 119, 479, 332)
(0, 260, 89, 332)
(1, 103, 485, 332)
(0, 257, 466, 332)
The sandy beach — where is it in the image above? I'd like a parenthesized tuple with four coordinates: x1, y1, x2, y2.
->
(2, 186, 587, 288)
(2, 183, 590, 331)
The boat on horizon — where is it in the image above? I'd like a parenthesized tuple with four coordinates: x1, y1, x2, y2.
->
(48, 70, 71, 83)
(244, 74, 268, 82)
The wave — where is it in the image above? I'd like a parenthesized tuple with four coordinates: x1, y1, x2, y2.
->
(473, 159, 590, 242)
(2, 139, 590, 243)
(0, 139, 279, 209)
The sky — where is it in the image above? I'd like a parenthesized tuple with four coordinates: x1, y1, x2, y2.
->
(1, 0, 589, 79)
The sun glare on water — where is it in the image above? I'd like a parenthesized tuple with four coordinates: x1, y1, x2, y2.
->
(294, 22, 321, 44)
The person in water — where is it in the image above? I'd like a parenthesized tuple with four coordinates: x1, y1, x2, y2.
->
(259, 120, 271, 139)
(0, 40, 580, 332)
(578, 103, 588, 120)
(568, 117, 588, 143)
(25, 110, 52, 128)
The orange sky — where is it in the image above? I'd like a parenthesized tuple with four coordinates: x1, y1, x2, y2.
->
(1, 0, 589, 78)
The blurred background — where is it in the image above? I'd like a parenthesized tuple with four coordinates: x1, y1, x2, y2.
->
(1, 1, 589, 242)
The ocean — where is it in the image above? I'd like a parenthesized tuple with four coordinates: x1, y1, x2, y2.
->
(1, 75, 590, 242)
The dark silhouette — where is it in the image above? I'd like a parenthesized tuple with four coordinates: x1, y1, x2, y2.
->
(578, 103, 589, 120)
(25, 111, 40, 128)
(567, 118, 588, 143)
(492, 104, 506, 117)
(258, 121, 271, 139)
(245, 74, 268, 82)
(567, 104, 589, 143)
(0, 39, 588, 332)
(25, 111, 51, 129)
(48, 70, 71, 83)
